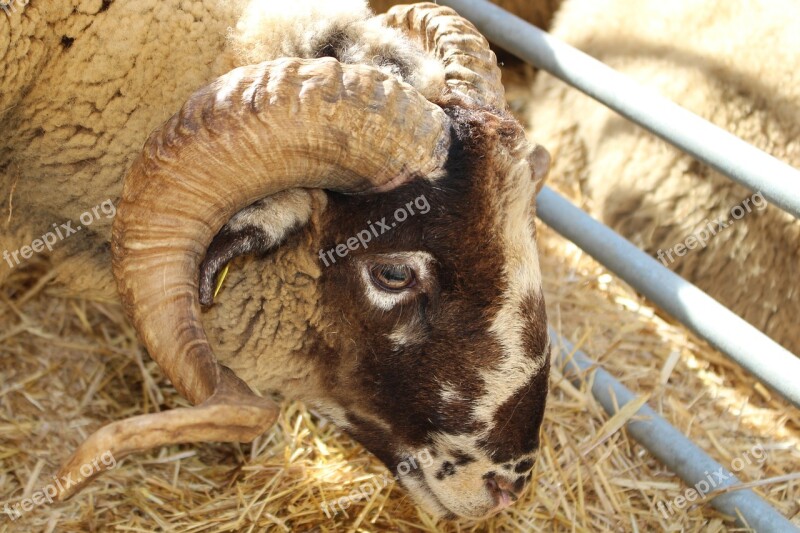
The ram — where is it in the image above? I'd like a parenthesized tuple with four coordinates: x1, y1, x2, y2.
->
(527, 0, 800, 353)
(1, 0, 551, 520)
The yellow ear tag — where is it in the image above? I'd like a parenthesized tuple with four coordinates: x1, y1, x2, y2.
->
(213, 263, 230, 300)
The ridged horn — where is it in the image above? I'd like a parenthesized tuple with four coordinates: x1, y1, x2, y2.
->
(55, 57, 450, 500)
(113, 56, 449, 406)
(382, 2, 506, 108)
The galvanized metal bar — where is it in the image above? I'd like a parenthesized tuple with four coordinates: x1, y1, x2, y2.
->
(536, 186, 800, 408)
(551, 329, 799, 532)
(439, 0, 800, 220)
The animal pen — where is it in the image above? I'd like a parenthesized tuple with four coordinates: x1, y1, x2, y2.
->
(440, 0, 800, 531)
(1, 0, 799, 531)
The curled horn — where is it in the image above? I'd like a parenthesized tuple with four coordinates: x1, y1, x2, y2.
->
(55, 57, 451, 499)
(381, 2, 506, 108)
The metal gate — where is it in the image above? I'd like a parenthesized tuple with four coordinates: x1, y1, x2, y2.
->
(439, 1, 800, 530)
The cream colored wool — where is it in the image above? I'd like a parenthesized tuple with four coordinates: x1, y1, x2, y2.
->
(528, 0, 800, 353)
(0, 0, 444, 299)
(1, 0, 243, 296)
(229, 0, 445, 98)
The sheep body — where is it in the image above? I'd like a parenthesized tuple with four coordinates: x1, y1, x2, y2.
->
(528, 0, 800, 352)
(0, 0, 448, 421)
(231, 0, 445, 98)
(1, 0, 243, 291)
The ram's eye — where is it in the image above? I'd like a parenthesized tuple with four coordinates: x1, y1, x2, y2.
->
(369, 264, 416, 291)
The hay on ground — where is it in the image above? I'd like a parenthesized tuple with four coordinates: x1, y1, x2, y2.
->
(1, 219, 799, 532)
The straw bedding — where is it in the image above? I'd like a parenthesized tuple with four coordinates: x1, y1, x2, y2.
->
(2, 215, 798, 532)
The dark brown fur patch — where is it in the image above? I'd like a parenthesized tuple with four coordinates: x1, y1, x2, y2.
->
(204, 97, 550, 480)
(306, 101, 549, 470)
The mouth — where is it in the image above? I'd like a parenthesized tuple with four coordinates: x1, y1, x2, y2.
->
(484, 474, 520, 512)
(401, 474, 498, 521)
(400, 475, 457, 519)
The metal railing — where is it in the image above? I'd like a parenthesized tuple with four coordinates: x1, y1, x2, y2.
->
(553, 331, 797, 532)
(440, 0, 800, 530)
(442, 0, 800, 220)
(537, 187, 800, 409)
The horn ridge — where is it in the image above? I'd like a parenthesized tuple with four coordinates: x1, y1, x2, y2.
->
(381, 3, 506, 108)
(112, 57, 450, 406)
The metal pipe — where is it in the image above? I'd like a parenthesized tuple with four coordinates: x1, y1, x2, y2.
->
(439, 0, 800, 220)
(537, 187, 800, 408)
(551, 329, 799, 532)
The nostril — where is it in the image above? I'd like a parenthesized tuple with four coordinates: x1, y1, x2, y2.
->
(485, 475, 519, 509)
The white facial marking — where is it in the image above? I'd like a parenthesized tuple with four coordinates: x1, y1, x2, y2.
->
(388, 320, 423, 348)
(226, 189, 312, 243)
(475, 153, 547, 425)
(439, 382, 464, 403)
(309, 401, 351, 429)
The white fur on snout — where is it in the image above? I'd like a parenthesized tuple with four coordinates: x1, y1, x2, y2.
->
(405, 433, 539, 519)
(401, 432, 540, 519)
(405, 435, 503, 519)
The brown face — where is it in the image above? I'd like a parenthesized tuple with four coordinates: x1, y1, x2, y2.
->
(306, 104, 551, 519)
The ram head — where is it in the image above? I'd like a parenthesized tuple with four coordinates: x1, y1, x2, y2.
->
(57, 3, 551, 520)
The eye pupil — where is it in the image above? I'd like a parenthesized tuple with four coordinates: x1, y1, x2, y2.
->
(370, 264, 415, 291)
(382, 265, 407, 282)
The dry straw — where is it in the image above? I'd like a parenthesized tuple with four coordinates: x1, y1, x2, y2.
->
(1, 199, 799, 531)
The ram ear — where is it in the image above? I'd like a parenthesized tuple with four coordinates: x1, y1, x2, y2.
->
(199, 189, 315, 306)
(529, 145, 551, 195)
